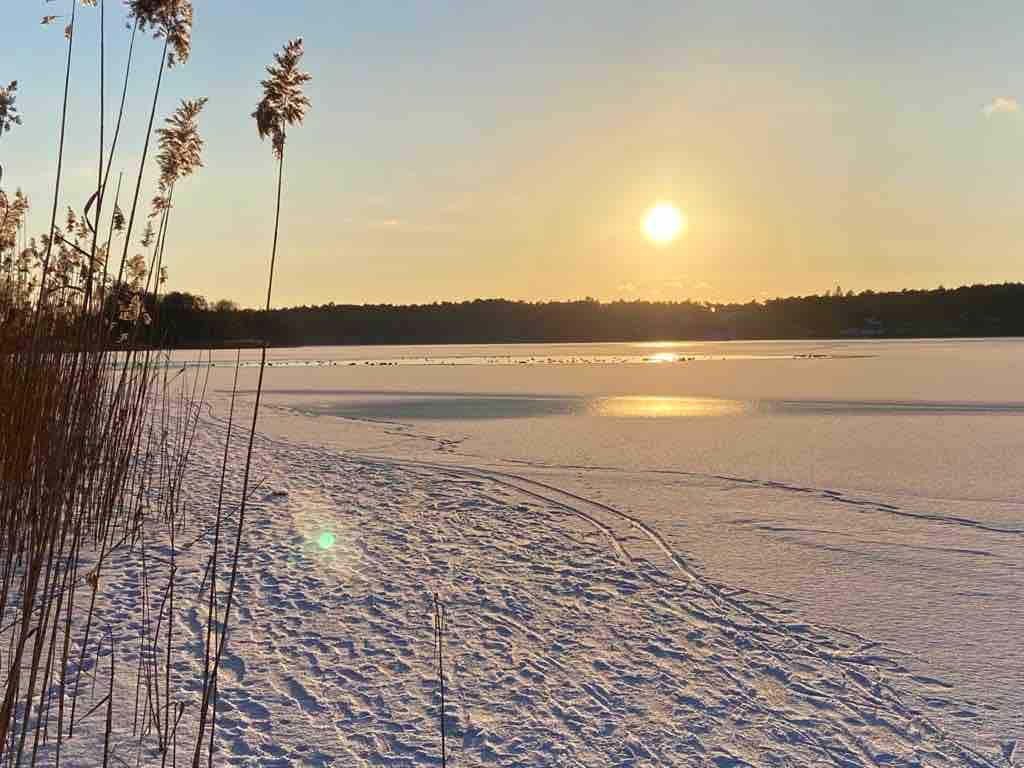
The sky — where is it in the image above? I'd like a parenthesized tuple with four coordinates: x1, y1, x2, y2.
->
(4, 1, 1024, 308)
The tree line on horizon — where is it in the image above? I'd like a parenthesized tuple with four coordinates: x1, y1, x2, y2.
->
(140, 281, 1024, 347)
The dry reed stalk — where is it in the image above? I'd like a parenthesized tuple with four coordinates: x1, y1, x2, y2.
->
(0, 1, 215, 762)
(190, 38, 311, 765)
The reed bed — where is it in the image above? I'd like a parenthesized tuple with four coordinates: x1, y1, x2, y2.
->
(0, 1, 309, 764)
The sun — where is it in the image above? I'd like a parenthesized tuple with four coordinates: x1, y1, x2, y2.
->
(643, 203, 685, 245)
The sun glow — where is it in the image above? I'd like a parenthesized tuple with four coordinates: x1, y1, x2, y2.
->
(642, 203, 685, 245)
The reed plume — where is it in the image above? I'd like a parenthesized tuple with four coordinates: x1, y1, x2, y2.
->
(126, 0, 193, 67)
(152, 97, 207, 213)
(0, 81, 20, 138)
(0, 191, 29, 254)
(2, 3, 212, 762)
(156, 98, 207, 187)
(252, 38, 312, 159)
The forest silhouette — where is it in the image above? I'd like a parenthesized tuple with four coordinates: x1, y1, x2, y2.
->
(135, 282, 1024, 348)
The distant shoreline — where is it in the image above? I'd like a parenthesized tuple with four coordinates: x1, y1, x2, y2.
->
(139, 282, 1024, 349)
(165, 333, 1024, 352)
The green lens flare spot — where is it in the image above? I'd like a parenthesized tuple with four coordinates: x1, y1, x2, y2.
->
(317, 531, 336, 550)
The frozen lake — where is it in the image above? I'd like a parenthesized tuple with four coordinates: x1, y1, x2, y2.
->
(196, 337, 1023, 756)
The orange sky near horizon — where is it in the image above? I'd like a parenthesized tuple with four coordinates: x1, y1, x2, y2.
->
(6, 1, 1024, 308)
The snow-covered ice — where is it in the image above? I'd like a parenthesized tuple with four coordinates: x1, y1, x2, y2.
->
(26, 339, 1024, 765)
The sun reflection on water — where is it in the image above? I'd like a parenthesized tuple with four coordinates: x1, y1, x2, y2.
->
(634, 341, 696, 349)
(590, 396, 750, 418)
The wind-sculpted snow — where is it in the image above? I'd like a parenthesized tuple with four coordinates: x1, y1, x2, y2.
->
(36, 405, 1009, 766)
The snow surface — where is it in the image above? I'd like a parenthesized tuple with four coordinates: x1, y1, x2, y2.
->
(32, 339, 1024, 765)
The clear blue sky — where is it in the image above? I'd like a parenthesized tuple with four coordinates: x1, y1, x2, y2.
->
(5, 1, 1024, 307)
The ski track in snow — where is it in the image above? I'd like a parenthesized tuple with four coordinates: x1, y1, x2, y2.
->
(31, 406, 1012, 767)
(280, 405, 1024, 535)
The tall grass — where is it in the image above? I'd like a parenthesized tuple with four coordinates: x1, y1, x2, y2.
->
(0, 1, 261, 764)
(2, 1, 317, 761)
(1, 0, 317, 759)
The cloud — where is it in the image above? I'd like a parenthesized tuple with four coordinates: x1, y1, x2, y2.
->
(984, 96, 1019, 116)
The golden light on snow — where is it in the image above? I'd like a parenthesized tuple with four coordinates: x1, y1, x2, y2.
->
(593, 396, 748, 418)
(647, 352, 680, 363)
(642, 202, 685, 245)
